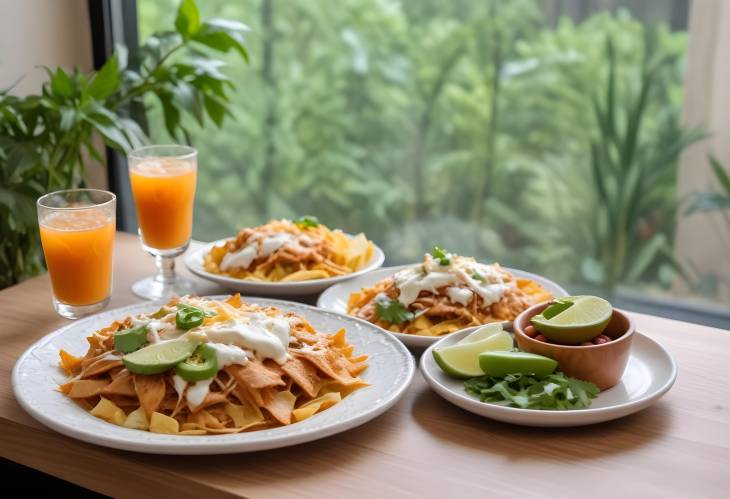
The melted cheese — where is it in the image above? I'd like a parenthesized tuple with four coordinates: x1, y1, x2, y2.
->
(393, 254, 514, 308)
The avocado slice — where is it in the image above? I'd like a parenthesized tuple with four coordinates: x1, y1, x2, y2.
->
(114, 324, 149, 353)
(123, 340, 197, 375)
(175, 344, 219, 382)
(478, 351, 558, 378)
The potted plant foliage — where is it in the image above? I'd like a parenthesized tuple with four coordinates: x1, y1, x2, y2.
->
(0, 0, 248, 289)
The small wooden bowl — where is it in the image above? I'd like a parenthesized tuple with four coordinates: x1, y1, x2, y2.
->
(513, 302, 635, 390)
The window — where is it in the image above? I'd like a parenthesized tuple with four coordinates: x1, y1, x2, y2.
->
(133, 0, 730, 327)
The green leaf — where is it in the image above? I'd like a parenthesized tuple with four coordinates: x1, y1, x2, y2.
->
(85, 110, 132, 151)
(709, 155, 730, 195)
(117, 117, 148, 150)
(88, 55, 120, 100)
(375, 298, 414, 324)
(59, 107, 77, 132)
(158, 93, 181, 139)
(175, 0, 201, 40)
(625, 233, 667, 283)
(464, 373, 599, 410)
(685, 192, 730, 215)
(431, 245, 451, 265)
(293, 215, 319, 228)
(171, 81, 204, 125)
(203, 94, 226, 127)
(50, 68, 74, 98)
(193, 19, 250, 62)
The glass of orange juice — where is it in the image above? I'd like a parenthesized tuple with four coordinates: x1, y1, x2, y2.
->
(37, 189, 116, 319)
(127, 145, 197, 300)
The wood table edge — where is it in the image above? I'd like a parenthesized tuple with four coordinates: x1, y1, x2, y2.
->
(0, 417, 243, 499)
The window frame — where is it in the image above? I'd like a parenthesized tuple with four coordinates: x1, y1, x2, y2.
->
(88, 0, 143, 233)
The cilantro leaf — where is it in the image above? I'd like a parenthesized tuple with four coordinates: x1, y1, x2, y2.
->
(431, 245, 451, 266)
(294, 215, 320, 228)
(176, 303, 216, 317)
(375, 298, 415, 324)
(464, 372, 599, 410)
(471, 272, 483, 281)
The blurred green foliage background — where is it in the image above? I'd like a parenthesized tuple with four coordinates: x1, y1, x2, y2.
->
(138, 0, 697, 297)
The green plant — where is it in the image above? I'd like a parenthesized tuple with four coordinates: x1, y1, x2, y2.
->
(138, 2, 695, 296)
(685, 156, 730, 220)
(581, 30, 704, 290)
(0, 0, 248, 288)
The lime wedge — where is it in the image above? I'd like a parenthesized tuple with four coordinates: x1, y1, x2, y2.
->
(531, 295, 612, 344)
(433, 331, 513, 378)
(457, 323, 503, 345)
(479, 351, 558, 378)
(123, 340, 197, 375)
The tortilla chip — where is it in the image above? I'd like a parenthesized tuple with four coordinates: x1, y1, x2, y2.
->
(260, 388, 297, 425)
(292, 392, 341, 422)
(102, 370, 137, 397)
(224, 401, 265, 429)
(226, 360, 285, 389)
(281, 356, 322, 398)
(67, 379, 109, 398)
(59, 349, 82, 374)
(134, 374, 166, 417)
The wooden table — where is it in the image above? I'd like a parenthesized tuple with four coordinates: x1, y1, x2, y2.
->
(1, 232, 729, 498)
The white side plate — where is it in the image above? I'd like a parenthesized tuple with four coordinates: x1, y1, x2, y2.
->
(317, 265, 569, 348)
(420, 328, 677, 427)
(184, 238, 384, 296)
(12, 297, 414, 454)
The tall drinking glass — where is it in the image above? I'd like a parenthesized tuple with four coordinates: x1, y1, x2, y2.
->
(128, 145, 197, 300)
(37, 189, 116, 319)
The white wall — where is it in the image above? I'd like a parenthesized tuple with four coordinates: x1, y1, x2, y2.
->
(0, 0, 107, 189)
(675, 0, 730, 302)
(0, 0, 93, 94)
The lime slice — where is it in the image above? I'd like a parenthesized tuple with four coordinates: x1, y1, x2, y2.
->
(433, 331, 513, 378)
(531, 295, 612, 344)
(457, 323, 503, 345)
(123, 340, 197, 375)
(479, 351, 558, 378)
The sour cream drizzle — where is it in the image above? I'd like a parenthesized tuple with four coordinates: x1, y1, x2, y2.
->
(221, 232, 298, 270)
(195, 313, 290, 364)
(393, 254, 513, 308)
(127, 298, 295, 410)
(186, 378, 214, 410)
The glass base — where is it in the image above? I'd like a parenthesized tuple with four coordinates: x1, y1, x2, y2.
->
(54, 296, 110, 320)
(132, 275, 196, 302)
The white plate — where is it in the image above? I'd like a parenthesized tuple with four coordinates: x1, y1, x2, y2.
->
(12, 297, 414, 454)
(184, 238, 385, 296)
(317, 265, 569, 348)
(420, 328, 677, 427)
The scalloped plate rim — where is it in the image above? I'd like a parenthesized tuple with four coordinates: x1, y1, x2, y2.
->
(12, 296, 415, 454)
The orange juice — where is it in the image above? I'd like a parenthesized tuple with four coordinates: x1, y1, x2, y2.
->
(129, 159, 197, 249)
(39, 211, 115, 306)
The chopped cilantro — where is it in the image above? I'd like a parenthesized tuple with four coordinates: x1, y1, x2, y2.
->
(464, 372, 599, 410)
(375, 298, 415, 324)
(294, 215, 320, 228)
(471, 272, 483, 281)
(431, 245, 451, 266)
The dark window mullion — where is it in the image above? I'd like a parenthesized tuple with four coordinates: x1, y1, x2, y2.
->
(88, 0, 144, 234)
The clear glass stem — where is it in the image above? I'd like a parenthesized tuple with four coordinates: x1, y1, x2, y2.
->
(154, 254, 177, 284)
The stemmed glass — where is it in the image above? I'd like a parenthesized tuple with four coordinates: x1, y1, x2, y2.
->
(127, 145, 197, 300)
